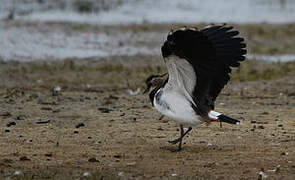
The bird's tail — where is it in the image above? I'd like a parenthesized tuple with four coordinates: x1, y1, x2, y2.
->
(209, 111, 240, 125)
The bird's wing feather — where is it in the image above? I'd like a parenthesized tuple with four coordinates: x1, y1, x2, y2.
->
(164, 55, 196, 106)
(162, 25, 246, 116)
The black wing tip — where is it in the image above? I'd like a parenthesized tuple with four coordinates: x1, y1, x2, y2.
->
(217, 114, 240, 125)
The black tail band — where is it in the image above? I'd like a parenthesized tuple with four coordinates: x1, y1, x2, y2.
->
(217, 114, 240, 124)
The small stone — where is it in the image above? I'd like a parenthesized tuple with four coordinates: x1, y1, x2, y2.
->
(75, 123, 85, 128)
(258, 125, 265, 129)
(36, 120, 51, 124)
(281, 152, 288, 156)
(83, 172, 91, 177)
(6, 121, 16, 127)
(118, 172, 124, 177)
(98, 107, 113, 113)
(14, 171, 22, 176)
(19, 156, 30, 161)
(52, 86, 61, 96)
(278, 124, 283, 127)
(74, 131, 79, 134)
(157, 127, 164, 131)
(45, 153, 52, 157)
(88, 157, 99, 163)
(41, 107, 52, 111)
(114, 154, 122, 158)
(85, 96, 91, 100)
(16, 115, 26, 120)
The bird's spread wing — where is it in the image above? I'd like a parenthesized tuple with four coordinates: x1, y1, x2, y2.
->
(161, 25, 247, 117)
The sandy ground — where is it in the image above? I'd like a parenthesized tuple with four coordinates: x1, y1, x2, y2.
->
(0, 59, 294, 180)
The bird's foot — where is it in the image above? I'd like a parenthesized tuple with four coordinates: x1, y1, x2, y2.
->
(168, 138, 181, 145)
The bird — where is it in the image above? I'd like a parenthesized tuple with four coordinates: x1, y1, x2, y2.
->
(144, 24, 247, 151)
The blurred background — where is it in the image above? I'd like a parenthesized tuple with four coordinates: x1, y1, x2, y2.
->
(1, 0, 295, 62)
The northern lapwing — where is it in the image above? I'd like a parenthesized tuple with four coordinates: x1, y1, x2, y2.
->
(144, 24, 247, 151)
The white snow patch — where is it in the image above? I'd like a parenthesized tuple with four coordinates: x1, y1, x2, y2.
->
(247, 54, 295, 62)
(13, 0, 295, 24)
(0, 23, 161, 61)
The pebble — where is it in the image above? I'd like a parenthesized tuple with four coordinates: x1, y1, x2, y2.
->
(6, 121, 16, 127)
(52, 86, 61, 96)
(157, 127, 164, 131)
(36, 120, 51, 124)
(258, 125, 265, 129)
(88, 157, 99, 163)
(45, 153, 52, 157)
(19, 156, 30, 161)
(98, 107, 113, 113)
(114, 154, 122, 159)
(83, 172, 91, 177)
(16, 115, 26, 120)
(281, 152, 288, 156)
(73, 131, 79, 134)
(75, 122, 85, 128)
(14, 171, 22, 176)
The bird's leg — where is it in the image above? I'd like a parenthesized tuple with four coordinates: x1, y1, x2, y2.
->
(220, 121, 223, 128)
(177, 125, 184, 151)
(168, 125, 192, 151)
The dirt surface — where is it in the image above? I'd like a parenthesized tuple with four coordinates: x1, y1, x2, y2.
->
(0, 59, 295, 179)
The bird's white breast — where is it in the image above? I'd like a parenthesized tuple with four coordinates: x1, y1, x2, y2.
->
(153, 89, 201, 126)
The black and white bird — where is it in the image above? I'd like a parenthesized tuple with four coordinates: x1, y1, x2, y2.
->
(144, 24, 247, 151)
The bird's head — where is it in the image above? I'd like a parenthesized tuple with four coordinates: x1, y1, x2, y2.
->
(143, 73, 167, 94)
